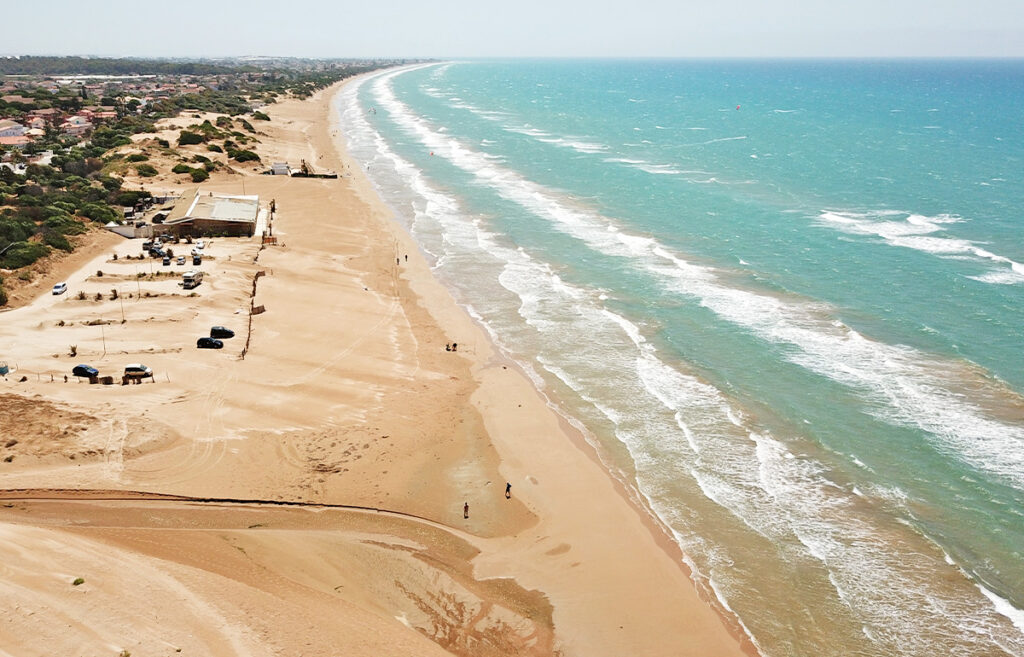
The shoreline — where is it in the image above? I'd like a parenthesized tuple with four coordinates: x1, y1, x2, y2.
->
(0, 73, 752, 657)
(324, 74, 757, 656)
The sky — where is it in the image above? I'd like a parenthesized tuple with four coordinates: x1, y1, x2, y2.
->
(4, 0, 1024, 59)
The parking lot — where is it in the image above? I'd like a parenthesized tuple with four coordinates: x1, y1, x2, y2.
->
(0, 233, 262, 392)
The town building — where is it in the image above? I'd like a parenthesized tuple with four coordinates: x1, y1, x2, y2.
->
(60, 115, 92, 136)
(0, 119, 27, 138)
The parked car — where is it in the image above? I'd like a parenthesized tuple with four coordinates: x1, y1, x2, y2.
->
(176, 255, 186, 265)
(195, 240, 205, 249)
(197, 337, 224, 349)
(210, 326, 235, 339)
(162, 256, 171, 266)
(72, 364, 98, 378)
(190, 247, 201, 256)
(141, 240, 153, 251)
(192, 255, 202, 266)
(52, 282, 67, 295)
(124, 363, 153, 378)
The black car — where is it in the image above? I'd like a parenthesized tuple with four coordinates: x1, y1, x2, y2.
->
(72, 364, 99, 378)
(210, 326, 235, 339)
(197, 337, 224, 349)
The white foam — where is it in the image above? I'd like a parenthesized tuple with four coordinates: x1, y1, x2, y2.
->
(698, 136, 748, 145)
(818, 210, 1024, 283)
(505, 126, 550, 138)
(978, 583, 1024, 634)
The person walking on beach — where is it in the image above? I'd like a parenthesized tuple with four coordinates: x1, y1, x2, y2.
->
(463, 502, 470, 519)
(505, 482, 512, 499)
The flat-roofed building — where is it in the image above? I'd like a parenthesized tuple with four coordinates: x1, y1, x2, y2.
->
(163, 189, 262, 237)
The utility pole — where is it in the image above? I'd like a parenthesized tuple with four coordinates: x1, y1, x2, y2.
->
(100, 322, 106, 358)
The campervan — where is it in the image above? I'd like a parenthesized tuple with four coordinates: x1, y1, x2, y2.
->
(182, 270, 204, 290)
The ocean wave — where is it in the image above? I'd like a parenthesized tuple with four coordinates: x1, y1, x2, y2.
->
(369, 69, 1024, 495)
(696, 136, 748, 146)
(536, 136, 610, 154)
(818, 210, 1024, 283)
(505, 125, 551, 138)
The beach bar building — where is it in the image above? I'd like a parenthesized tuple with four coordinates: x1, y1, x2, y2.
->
(163, 189, 262, 237)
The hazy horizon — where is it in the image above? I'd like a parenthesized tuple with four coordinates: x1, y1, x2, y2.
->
(4, 0, 1023, 60)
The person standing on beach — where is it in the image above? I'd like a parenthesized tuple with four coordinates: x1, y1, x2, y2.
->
(505, 482, 512, 499)
(463, 502, 469, 519)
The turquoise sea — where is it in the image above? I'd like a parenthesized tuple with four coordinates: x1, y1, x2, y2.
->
(337, 60, 1024, 656)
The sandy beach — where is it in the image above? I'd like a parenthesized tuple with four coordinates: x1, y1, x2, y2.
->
(0, 76, 751, 657)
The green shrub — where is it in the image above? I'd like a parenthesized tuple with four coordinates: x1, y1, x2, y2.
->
(72, 577, 84, 586)
(98, 175, 123, 192)
(43, 231, 73, 251)
(177, 131, 204, 145)
(172, 163, 192, 174)
(0, 242, 49, 269)
(0, 282, 7, 307)
(192, 154, 210, 163)
(206, 144, 223, 153)
(115, 191, 152, 207)
(0, 215, 38, 243)
(228, 149, 260, 163)
(157, 138, 170, 148)
(190, 168, 209, 183)
(252, 111, 270, 121)
(125, 153, 149, 162)
(50, 201, 78, 214)
(44, 214, 87, 235)
(135, 164, 158, 177)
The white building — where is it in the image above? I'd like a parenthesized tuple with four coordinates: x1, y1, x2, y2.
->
(0, 119, 27, 138)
